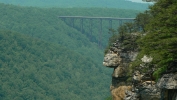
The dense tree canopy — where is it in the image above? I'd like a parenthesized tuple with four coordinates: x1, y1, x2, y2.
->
(0, 2, 147, 100)
(132, 0, 177, 79)
(0, 30, 111, 100)
(103, 0, 176, 99)
(0, 2, 144, 99)
(106, 0, 177, 80)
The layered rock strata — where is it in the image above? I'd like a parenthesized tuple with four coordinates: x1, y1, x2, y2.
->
(103, 40, 138, 99)
(103, 38, 160, 100)
(103, 35, 177, 100)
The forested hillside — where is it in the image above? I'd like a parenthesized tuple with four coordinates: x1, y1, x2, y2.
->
(0, 0, 151, 10)
(0, 2, 146, 100)
(0, 3, 141, 63)
(0, 30, 111, 100)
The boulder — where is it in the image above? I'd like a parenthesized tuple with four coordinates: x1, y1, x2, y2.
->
(112, 66, 126, 78)
(103, 53, 122, 68)
(157, 73, 177, 89)
(139, 84, 161, 100)
(124, 80, 160, 100)
(132, 71, 143, 84)
(124, 90, 139, 100)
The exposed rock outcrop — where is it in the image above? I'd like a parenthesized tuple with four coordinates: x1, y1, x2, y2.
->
(103, 53, 122, 68)
(112, 65, 126, 78)
(157, 73, 177, 100)
(157, 73, 177, 89)
(103, 36, 161, 100)
(124, 90, 139, 100)
(138, 81, 160, 100)
(103, 33, 177, 100)
(103, 37, 139, 100)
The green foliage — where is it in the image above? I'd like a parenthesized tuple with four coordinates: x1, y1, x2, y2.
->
(104, 0, 177, 80)
(153, 66, 167, 80)
(105, 96, 112, 100)
(104, 29, 119, 54)
(131, 0, 177, 80)
(104, 21, 141, 54)
(0, 30, 112, 100)
(0, 3, 141, 59)
(0, 3, 145, 100)
(0, 3, 142, 65)
(135, 12, 151, 32)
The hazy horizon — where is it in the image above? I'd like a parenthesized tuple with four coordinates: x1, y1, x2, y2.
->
(0, 0, 151, 10)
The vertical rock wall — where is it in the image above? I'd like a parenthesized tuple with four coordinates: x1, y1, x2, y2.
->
(103, 40, 138, 100)
(103, 38, 161, 100)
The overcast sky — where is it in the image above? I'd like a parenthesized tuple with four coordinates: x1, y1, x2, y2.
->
(127, 0, 148, 3)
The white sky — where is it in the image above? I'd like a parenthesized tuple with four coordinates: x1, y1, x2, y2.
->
(127, 0, 148, 3)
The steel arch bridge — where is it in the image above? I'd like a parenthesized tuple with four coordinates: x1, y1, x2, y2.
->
(58, 16, 135, 48)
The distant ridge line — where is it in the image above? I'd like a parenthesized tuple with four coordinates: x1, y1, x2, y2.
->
(58, 16, 135, 20)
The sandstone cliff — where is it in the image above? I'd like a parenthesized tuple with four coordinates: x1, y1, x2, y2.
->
(103, 35, 177, 100)
(103, 33, 163, 100)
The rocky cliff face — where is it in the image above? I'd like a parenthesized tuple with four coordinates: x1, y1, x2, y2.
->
(103, 33, 177, 100)
(157, 73, 177, 89)
(157, 73, 177, 100)
(103, 38, 139, 100)
(103, 36, 162, 100)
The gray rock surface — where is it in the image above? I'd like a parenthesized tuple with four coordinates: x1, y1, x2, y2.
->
(103, 33, 177, 100)
(103, 35, 162, 100)
(103, 53, 122, 68)
(139, 82, 161, 100)
(124, 90, 139, 100)
(112, 65, 126, 78)
(103, 37, 139, 100)
(157, 73, 177, 89)
(132, 71, 143, 83)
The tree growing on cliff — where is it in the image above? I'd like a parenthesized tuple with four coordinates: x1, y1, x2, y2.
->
(106, 0, 177, 81)
(135, 12, 151, 32)
(104, 12, 148, 54)
(132, 0, 177, 79)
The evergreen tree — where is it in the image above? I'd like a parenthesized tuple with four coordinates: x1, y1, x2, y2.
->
(133, 0, 177, 79)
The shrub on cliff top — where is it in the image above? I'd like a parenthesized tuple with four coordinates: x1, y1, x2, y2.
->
(106, 0, 177, 80)
(132, 0, 177, 80)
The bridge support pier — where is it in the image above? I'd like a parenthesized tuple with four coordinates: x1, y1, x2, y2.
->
(80, 18, 84, 33)
(89, 19, 93, 41)
(99, 19, 102, 48)
(71, 18, 75, 28)
(109, 20, 112, 29)
(58, 16, 135, 49)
